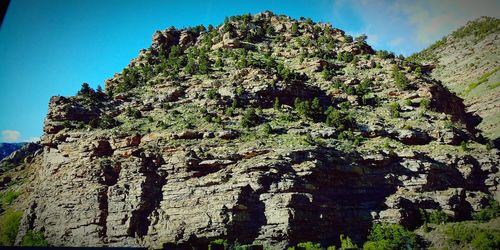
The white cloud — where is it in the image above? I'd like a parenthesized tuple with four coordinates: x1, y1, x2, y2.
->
(27, 137, 40, 143)
(389, 37, 405, 47)
(1, 130, 21, 143)
(393, 0, 500, 44)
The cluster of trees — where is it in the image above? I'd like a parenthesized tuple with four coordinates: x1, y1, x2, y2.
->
(391, 65, 409, 90)
(337, 51, 354, 63)
(184, 47, 211, 75)
(294, 97, 323, 120)
(162, 222, 420, 250)
(77, 83, 106, 102)
(157, 45, 186, 78)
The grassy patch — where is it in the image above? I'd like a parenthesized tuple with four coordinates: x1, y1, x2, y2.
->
(463, 66, 499, 95)
(1, 190, 21, 208)
(20, 230, 49, 246)
(445, 223, 500, 249)
(0, 210, 23, 246)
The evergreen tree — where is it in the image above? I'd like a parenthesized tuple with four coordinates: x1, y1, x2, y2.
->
(291, 22, 299, 36)
(273, 97, 280, 110)
(77, 82, 93, 96)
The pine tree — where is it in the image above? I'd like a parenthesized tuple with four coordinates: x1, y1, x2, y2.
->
(273, 97, 280, 110)
(291, 22, 299, 36)
(77, 82, 95, 97)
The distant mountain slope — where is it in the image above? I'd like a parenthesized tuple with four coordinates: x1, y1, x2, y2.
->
(0, 142, 25, 160)
(409, 16, 500, 140)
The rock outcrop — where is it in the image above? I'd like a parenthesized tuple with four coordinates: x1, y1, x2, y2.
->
(1, 12, 499, 249)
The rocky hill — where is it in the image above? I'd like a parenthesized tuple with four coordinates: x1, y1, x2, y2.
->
(409, 16, 500, 141)
(0, 143, 26, 161)
(0, 12, 499, 249)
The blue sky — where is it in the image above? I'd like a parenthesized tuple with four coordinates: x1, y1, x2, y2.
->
(0, 0, 499, 142)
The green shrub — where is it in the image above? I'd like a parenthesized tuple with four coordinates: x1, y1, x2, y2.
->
(473, 200, 500, 222)
(340, 234, 358, 249)
(388, 102, 400, 118)
(261, 123, 272, 135)
(445, 224, 500, 249)
(20, 230, 49, 246)
(207, 88, 220, 100)
(291, 22, 299, 36)
(356, 79, 372, 96)
(471, 230, 500, 250)
(363, 223, 420, 250)
(420, 98, 430, 109)
(209, 239, 228, 250)
(460, 141, 470, 152)
(421, 208, 450, 224)
(288, 241, 325, 250)
(392, 66, 409, 90)
(99, 114, 119, 129)
(376, 50, 395, 59)
(414, 66, 422, 78)
(241, 108, 259, 128)
(1, 190, 20, 207)
(0, 210, 23, 246)
(274, 97, 281, 110)
(325, 107, 353, 131)
(294, 98, 312, 119)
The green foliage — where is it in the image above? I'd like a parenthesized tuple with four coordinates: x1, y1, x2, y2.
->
(126, 107, 142, 119)
(472, 200, 500, 222)
(391, 66, 409, 90)
(445, 224, 500, 250)
(340, 234, 358, 249)
(198, 52, 211, 74)
(355, 34, 367, 46)
(376, 50, 394, 59)
(0, 210, 23, 246)
(99, 114, 119, 129)
(388, 102, 400, 118)
(291, 22, 299, 36)
(420, 98, 431, 109)
(325, 107, 353, 131)
(209, 239, 228, 250)
(77, 82, 94, 97)
(261, 123, 272, 135)
(356, 79, 372, 96)
(241, 108, 259, 128)
(274, 97, 281, 110)
(414, 66, 422, 78)
(293, 97, 323, 120)
(337, 51, 354, 63)
(460, 141, 470, 152)
(207, 88, 220, 100)
(363, 223, 420, 250)
(20, 230, 49, 246)
(463, 66, 499, 95)
(322, 68, 331, 81)
(344, 35, 353, 43)
(237, 51, 248, 69)
(420, 209, 450, 225)
(288, 241, 324, 250)
(1, 190, 20, 207)
(115, 67, 142, 94)
(184, 57, 197, 75)
(451, 17, 500, 40)
(214, 57, 224, 68)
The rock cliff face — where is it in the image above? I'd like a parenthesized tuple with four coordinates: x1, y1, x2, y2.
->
(409, 16, 500, 140)
(1, 12, 499, 249)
